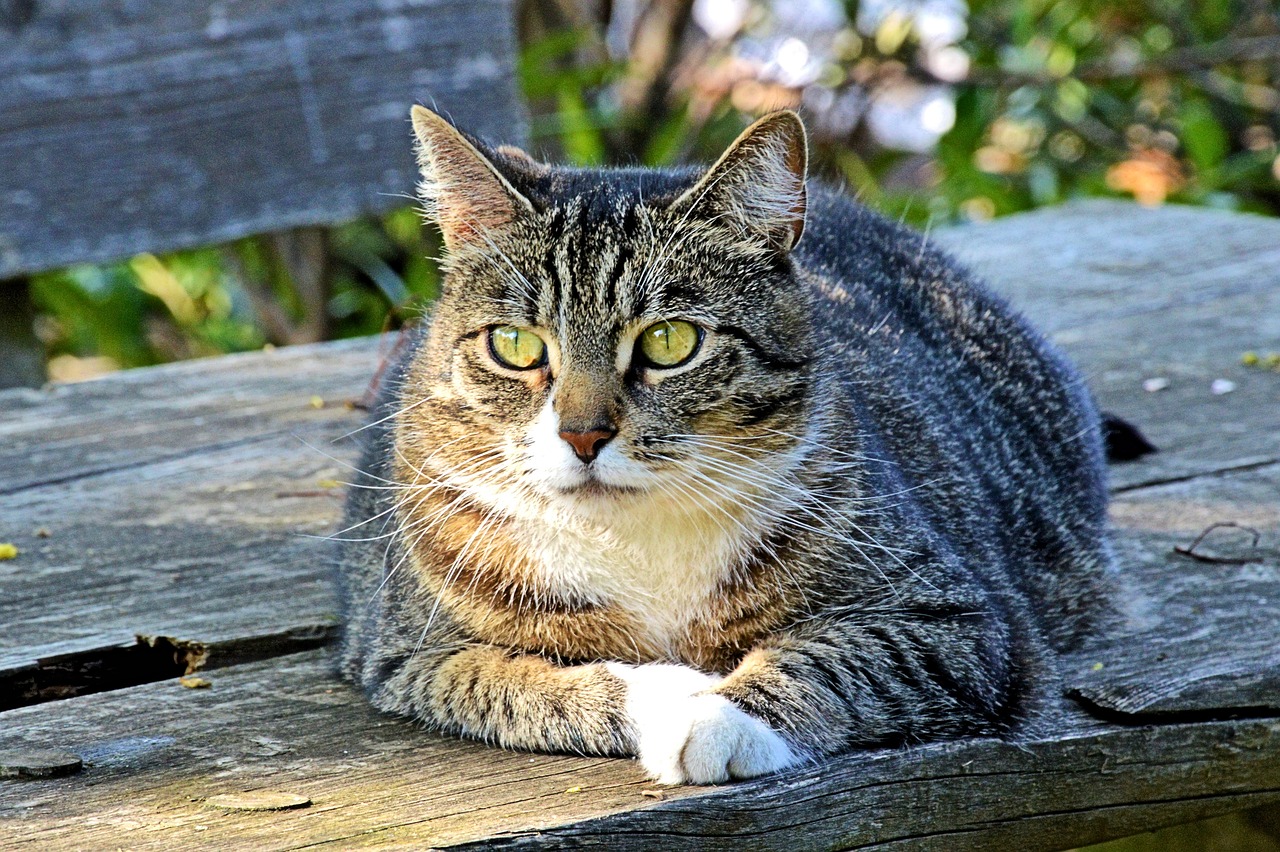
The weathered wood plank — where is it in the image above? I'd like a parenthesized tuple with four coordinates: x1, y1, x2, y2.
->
(935, 201, 1280, 336)
(0, 650, 701, 851)
(0, 201, 1277, 849)
(936, 200, 1280, 492)
(1055, 288, 1280, 492)
(0, 336, 376, 494)
(0, 423, 355, 675)
(2, 200, 1273, 677)
(0, 383, 1275, 848)
(0, 199, 1275, 690)
(1068, 462, 1280, 717)
(459, 722, 1280, 852)
(0, 0, 524, 278)
(0, 649, 1276, 851)
(0, 343, 382, 680)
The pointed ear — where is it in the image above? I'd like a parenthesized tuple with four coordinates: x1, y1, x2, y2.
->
(410, 105, 535, 251)
(671, 111, 808, 252)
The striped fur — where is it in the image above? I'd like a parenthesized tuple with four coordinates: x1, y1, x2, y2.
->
(335, 108, 1115, 784)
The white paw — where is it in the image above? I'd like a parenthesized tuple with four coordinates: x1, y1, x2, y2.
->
(607, 663, 798, 785)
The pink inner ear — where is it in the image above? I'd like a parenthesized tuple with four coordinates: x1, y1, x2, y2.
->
(674, 111, 808, 251)
(438, 201, 516, 248)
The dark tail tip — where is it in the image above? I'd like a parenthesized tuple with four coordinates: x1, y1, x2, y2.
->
(1101, 413, 1157, 463)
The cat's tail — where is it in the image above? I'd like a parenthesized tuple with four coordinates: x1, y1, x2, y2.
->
(1101, 412, 1157, 463)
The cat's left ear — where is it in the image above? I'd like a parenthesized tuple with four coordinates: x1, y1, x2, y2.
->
(410, 105, 536, 251)
(671, 110, 808, 253)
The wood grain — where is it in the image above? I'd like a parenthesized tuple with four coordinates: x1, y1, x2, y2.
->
(0, 201, 1277, 849)
(0, 335, 376, 494)
(0, 0, 524, 277)
(1069, 463, 1280, 717)
(0, 651, 1275, 850)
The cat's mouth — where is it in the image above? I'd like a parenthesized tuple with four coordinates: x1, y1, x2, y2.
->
(553, 476, 643, 499)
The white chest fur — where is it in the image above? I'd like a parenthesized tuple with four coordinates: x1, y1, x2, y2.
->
(521, 491, 760, 657)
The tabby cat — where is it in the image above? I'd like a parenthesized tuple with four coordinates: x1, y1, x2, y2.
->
(335, 106, 1115, 785)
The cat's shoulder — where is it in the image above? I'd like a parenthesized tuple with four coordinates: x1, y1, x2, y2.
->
(797, 183, 953, 273)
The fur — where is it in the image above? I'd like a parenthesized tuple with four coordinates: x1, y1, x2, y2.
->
(335, 108, 1116, 784)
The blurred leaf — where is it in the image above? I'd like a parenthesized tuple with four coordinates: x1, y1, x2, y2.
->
(1181, 98, 1229, 174)
(556, 86, 607, 165)
(642, 111, 693, 166)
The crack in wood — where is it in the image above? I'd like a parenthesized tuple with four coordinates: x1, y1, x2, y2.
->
(1111, 458, 1280, 495)
(0, 624, 337, 711)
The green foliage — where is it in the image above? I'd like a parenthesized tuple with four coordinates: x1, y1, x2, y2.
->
(30, 250, 264, 369)
(925, 0, 1280, 221)
(30, 208, 442, 374)
(20, 0, 1279, 379)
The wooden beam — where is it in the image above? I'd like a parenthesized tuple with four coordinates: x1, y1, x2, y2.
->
(935, 200, 1280, 492)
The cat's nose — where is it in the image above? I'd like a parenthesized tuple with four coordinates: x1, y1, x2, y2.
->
(558, 428, 616, 464)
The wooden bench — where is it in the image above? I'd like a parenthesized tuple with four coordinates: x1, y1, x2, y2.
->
(2, 200, 1278, 850)
(0, 0, 525, 385)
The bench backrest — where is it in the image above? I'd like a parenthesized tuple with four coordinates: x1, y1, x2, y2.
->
(0, 0, 524, 279)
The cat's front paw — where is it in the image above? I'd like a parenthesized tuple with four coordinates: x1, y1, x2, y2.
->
(606, 663, 797, 785)
(640, 692, 798, 785)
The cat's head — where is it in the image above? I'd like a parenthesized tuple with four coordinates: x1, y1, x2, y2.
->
(397, 107, 818, 522)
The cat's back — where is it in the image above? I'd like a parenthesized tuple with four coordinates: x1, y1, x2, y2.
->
(794, 188, 1114, 646)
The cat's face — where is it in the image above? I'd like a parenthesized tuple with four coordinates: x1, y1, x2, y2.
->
(398, 109, 815, 523)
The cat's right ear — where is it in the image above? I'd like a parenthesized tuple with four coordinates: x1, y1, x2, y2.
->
(411, 106, 536, 251)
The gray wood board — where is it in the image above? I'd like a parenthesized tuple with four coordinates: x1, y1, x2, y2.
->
(0, 339, 378, 672)
(0, 336, 378, 494)
(1068, 463, 1280, 716)
(0, 0, 524, 278)
(936, 200, 1280, 491)
(1, 201, 1278, 847)
(2, 200, 1275, 677)
(0, 426, 352, 675)
(0, 650, 1276, 850)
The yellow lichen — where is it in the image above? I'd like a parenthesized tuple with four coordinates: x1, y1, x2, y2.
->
(0, 543, 18, 560)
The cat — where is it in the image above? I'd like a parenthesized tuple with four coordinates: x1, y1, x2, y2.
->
(335, 105, 1116, 785)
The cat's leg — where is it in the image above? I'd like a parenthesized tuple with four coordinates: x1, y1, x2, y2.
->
(370, 645, 631, 754)
(624, 611, 1015, 784)
(607, 662, 798, 784)
(740, 615, 1013, 750)
(366, 645, 726, 761)
(366, 643, 798, 782)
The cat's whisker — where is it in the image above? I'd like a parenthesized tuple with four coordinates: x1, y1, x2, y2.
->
(672, 433, 935, 508)
(368, 446, 521, 612)
(414, 506, 506, 655)
(678, 455, 918, 599)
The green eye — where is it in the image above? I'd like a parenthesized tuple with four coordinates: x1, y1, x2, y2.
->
(488, 326, 546, 370)
(638, 320, 702, 368)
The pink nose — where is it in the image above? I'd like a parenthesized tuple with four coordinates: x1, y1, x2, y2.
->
(558, 428, 615, 464)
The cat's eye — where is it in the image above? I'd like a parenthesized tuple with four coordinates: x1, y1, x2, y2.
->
(637, 320, 702, 369)
(488, 326, 546, 370)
